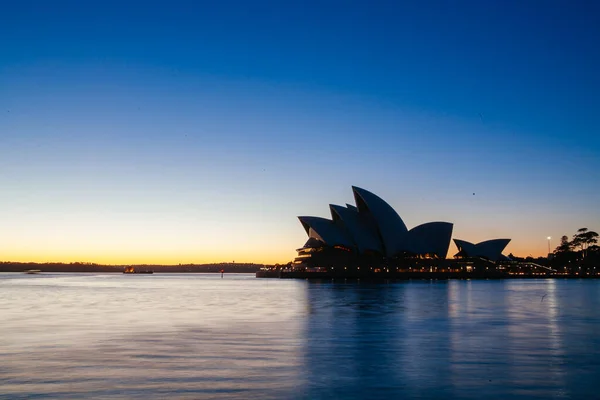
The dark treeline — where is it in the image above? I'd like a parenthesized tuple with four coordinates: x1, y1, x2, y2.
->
(0, 262, 267, 273)
(550, 228, 600, 272)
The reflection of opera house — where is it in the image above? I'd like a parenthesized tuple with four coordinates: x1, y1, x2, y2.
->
(285, 186, 517, 278)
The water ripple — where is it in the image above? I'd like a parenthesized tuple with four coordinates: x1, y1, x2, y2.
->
(1, 274, 600, 399)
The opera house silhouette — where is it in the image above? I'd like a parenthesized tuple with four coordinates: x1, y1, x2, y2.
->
(291, 186, 511, 273)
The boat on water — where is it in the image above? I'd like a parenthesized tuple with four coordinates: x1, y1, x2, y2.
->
(123, 266, 153, 274)
(23, 269, 41, 274)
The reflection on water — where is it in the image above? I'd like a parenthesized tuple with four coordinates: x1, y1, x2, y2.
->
(1, 274, 600, 399)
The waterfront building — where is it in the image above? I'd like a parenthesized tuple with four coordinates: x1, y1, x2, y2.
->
(293, 186, 510, 271)
(453, 239, 511, 262)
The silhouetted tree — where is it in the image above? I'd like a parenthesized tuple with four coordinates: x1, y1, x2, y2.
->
(554, 235, 573, 254)
(551, 234, 577, 271)
(572, 228, 599, 259)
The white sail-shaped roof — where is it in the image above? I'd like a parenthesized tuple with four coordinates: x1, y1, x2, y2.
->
(298, 216, 355, 249)
(406, 222, 454, 258)
(352, 186, 408, 257)
(453, 238, 511, 261)
(301, 237, 325, 249)
(296, 186, 457, 258)
(329, 204, 383, 254)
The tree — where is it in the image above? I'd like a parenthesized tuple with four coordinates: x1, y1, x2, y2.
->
(554, 235, 573, 254)
(551, 235, 577, 271)
(572, 228, 599, 259)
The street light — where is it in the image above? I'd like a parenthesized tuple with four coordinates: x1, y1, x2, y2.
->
(547, 236, 551, 254)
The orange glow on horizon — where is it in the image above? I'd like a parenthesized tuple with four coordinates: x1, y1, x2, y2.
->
(0, 240, 553, 266)
(0, 248, 297, 266)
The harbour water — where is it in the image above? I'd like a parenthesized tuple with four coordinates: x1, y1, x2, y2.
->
(1, 273, 599, 399)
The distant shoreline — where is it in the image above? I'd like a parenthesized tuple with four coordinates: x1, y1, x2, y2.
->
(0, 262, 266, 274)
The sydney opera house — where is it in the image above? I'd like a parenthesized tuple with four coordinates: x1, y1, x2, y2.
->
(292, 186, 511, 273)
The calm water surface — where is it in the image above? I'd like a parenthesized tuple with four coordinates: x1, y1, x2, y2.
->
(1, 273, 600, 399)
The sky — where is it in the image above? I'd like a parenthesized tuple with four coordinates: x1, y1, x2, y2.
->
(1, 0, 599, 264)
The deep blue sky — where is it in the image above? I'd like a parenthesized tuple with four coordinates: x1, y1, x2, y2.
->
(1, 0, 599, 263)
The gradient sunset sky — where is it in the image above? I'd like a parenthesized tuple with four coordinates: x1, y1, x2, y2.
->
(1, 1, 599, 264)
